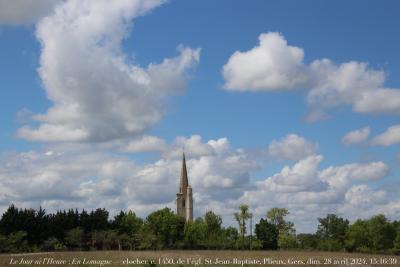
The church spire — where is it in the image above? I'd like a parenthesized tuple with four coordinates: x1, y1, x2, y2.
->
(179, 152, 188, 193)
(176, 152, 193, 222)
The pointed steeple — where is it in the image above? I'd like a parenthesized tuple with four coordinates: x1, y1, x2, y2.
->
(179, 152, 189, 193)
(176, 152, 193, 222)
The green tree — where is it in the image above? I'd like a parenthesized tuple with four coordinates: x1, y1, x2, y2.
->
(89, 208, 110, 231)
(204, 211, 222, 236)
(91, 230, 122, 250)
(394, 232, 400, 251)
(394, 220, 400, 251)
(297, 233, 318, 250)
(113, 210, 143, 249)
(266, 208, 295, 249)
(204, 211, 224, 248)
(42, 237, 60, 251)
(234, 205, 252, 247)
(3, 231, 30, 253)
(145, 208, 185, 248)
(0, 204, 19, 235)
(346, 215, 396, 252)
(91, 230, 107, 250)
(138, 227, 157, 250)
(184, 218, 205, 248)
(317, 214, 349, 240)
(113, 211, 142, 235)
(316, 214, 349, 251)
(105, 230, 121, 250)
(118, 233, 134, 250)
(368, 214, 396, 251)
(346, 219, 370, 252)
(0, 205, 49, 246)
(0, 233, 7, 252)
(278, 231, 297, 249)
(222, 226, 239, 249)
(65, 227, 84, 250)
(267, 208, 290, 232)
(255, 218, 278, 249)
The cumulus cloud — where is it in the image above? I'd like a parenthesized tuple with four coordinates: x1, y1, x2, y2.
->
(222, 32, 400, 118)
(163, 135, 230, 158)
(18, 0, 200, 142)
(344, 185, 387, 207)
(268, 134, 318, 160)
(0, 149, 133, 207)
(260, 155, 326, 193)
(0, 134, 398, 232)
(0, 0, 59, 25)
(240, 155, 391, 231)
(338, 184, 389, 220)
(18, 124, 89, 142)
(0, 135, 258, 220)
(123, 135, 167, 153)
(341, 126, 370, 146)
(372, 124, 400, 146)
(307, 60, 385, 109)
(319, 161, 389, 190)
(222, 32, 308, 91)
(354, 89, 400, 114)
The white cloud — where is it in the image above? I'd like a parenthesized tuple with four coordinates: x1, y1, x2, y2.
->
(338, 184, 389, 221)
(121, 135, 230, 156)
(0, 0, 59, 25)
(268, 134, 318, 160)
(207, 138, 230, 155)
(354, 89, 400, 114)
(260, 155, 326, 193)
(163, 135, 229, 158)
(307, 60, 385, 109)
(0, 135, 258, 220)
(222, 32, 308, 91)
(239, 155, 391, 231)
(307, 60, 400, 116)
(320, 161, 389, 190)
(18, 0, 200, 142)
(341, 126, 370, 146)
(18, 124, 89, 142)
(202, 175, 233, 189)
(222, 32, 400, 118)
(0, 134, 398, 233)
(124, 135, 167, 153)
(372, 124, 400, 146)
(344, 185, 387, 207)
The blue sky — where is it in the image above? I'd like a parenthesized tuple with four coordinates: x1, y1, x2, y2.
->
(0, 0, 399, 232)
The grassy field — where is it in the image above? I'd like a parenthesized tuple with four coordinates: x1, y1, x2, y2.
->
(0, 250, 399, 267)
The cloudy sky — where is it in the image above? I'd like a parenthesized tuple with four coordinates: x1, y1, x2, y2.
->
(1, 0, 400, 233)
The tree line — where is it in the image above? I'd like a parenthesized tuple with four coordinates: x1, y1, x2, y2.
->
(0, 204, 399, 254)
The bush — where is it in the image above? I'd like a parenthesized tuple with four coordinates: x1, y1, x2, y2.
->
(318, 239, 343, 252)
(55, 242, 67, 251)
(0, 231, 30, 253)
(278, 232, 297, 250)
(255, 218, 278, 249)
(250, 239, 263, 250)
(42, 237, 59, 251)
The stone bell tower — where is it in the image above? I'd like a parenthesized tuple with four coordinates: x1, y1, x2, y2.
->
(176, 152, 193, 221)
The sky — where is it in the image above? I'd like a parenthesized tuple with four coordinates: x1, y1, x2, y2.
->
(0, 0, 400, 233)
